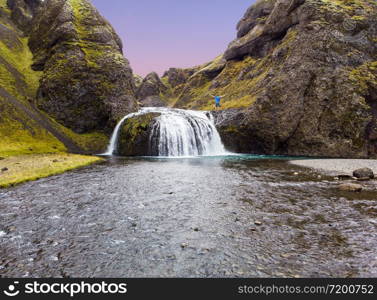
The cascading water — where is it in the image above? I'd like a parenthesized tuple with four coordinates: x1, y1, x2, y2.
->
(103, 107, 228, 157)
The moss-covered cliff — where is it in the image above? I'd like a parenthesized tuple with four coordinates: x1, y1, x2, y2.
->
(0, 0, 137, 157)
(29, 0, 137, 133)
(161, 0, 377, 158)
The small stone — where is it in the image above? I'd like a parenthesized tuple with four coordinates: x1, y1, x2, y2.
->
(235, 217, 240, 222)
(293, 172, 299, 176)
(353, 168, 374, 179)
(131, 223, 137, 227)
(181, 243, 188, 249)
(338, 183, 363, 192)
(52, 160, 59, 163)
(317, 175, 322, 179)
(250, 227, 257, 232)
(254, 221, 262, 226)
(1, 167, 8, 172)
(193, 227, 200, 232)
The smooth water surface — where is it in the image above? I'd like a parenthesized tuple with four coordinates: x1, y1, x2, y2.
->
(1, 155, 377, 277)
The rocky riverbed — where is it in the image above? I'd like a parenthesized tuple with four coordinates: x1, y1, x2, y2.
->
(1, 156, 377, 278)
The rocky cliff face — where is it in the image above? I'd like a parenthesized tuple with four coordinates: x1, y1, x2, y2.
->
(29, 0, 137, 133)
(136, 72, 167, 107)
(168, 0, 377, 158)
(0, 0, 136, 156)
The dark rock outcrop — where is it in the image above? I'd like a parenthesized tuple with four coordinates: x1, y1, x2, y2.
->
(162, 67, 197, 88)
(221, 0, 377, 157)
(117, 112, 160, 156)
(133, 74, 143, 89)
(172, 0, 377, 158)
(139, 96, 166, 108)
(353, 168, 374, 179)
(28, 0, 137, 133)
(6, 0, 42, 33)
(136, 72, 167, 100)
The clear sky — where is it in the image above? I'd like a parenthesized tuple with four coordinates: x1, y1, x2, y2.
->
(91, 0, 255, 77)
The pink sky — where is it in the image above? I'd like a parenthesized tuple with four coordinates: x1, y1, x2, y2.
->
(92, 0, 255, 77)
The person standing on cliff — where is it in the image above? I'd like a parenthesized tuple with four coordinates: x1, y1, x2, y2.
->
(210, 93, 226, 110)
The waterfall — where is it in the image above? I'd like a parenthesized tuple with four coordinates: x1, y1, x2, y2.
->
(103, 107, 228, 157)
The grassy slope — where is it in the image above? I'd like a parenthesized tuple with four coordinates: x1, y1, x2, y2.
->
(0, 153, 103, 188)
(0, 1, 107, 186)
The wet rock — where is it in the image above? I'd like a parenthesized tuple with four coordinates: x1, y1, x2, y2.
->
(353, 168, 374, 180)
(338, 175, 354, 181)
(117, 112, 161, 156)
(338, 183, 363, 192)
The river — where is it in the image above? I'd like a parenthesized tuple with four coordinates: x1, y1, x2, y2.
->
(1, 155, 377, 277)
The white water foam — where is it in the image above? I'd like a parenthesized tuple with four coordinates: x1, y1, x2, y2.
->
(103, 107, 229, 157)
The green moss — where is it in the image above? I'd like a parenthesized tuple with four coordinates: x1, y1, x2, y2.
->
(0, 24, 66, 157)
(0, 38, 42, 100)
(121, 115, 153, 143)
(349, 61, 377, 94)
(0, 0, 10, 15)
(118, 113, 159, 153)
(0, 103, 67, 157)
(176, 55, 269, 110)
(319, 0, 376, 14)
(69, 0, 124, 70)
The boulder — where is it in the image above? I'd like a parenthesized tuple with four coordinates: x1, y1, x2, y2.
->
(353, 168, 375, 179)
(117, 113, 160, 156)
(338, 183, 363, 192)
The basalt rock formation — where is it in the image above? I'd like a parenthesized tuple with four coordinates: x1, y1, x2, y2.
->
(29, 0, 137, 133)
(0, 0, 137, 155)
(164, 0, 377, 158)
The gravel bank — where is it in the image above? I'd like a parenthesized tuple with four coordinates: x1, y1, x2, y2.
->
(289, 159, 377, 175)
